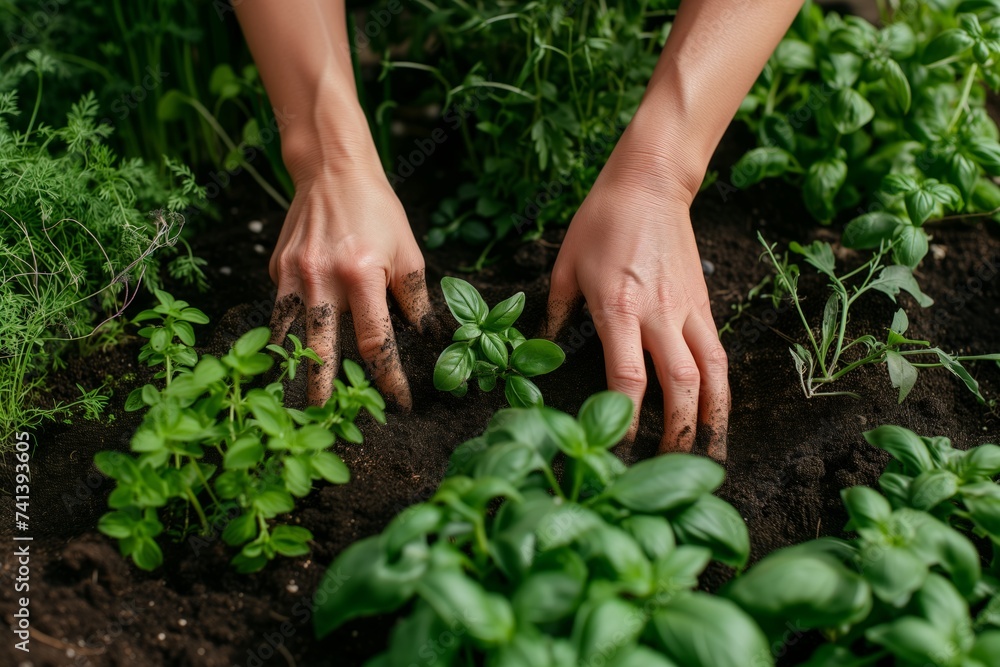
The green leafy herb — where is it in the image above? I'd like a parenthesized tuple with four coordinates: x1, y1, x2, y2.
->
(732, 1, 1000, 268)
(434, 277, 565, 406)
(758, 233, 999, 403)
(313, 392, 764, 667)
(96, 291, 385, 572)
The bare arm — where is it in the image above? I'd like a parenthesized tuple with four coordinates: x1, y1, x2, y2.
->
(547, 0, 802, 459)
(234, 1, 430, 408)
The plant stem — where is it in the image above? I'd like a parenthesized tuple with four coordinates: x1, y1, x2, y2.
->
(948, 63, 978, 134)
(186, 488, 211, 534)
(179, 94, 290, 210)
(542, 464, 566, 500)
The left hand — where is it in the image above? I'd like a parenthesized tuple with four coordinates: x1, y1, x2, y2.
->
(544, 123, 730, 460)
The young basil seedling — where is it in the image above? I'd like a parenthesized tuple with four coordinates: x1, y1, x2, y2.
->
(313, 392, 763, 667)
(96, 290, 385, 573)
(725, 425, 1000, 665)
(434, 277, 565, 407)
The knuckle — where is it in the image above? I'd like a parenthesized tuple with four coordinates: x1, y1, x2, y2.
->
(601, 289, 642, 319)
(703, 344, 729, 376)
(608, 363, 646, 395)
(666, 362, 700, 386)
(294, 253, 328, 283)
(356, 329, 387, 361)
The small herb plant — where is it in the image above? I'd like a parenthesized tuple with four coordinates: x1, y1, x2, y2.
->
(726, 425, 1000, 665)
(0, 50, 206, 448)
(96, 290, 385, 572)
(759, 233, 1000, 402)
(434, 277, 565, 407)
(732, 1, 1000, 267)
(313, 392, 771, 667)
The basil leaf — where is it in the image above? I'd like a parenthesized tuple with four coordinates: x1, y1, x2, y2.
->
(651, 593, 773, 667)
(510, 339, 566, 377)
(830, 88, 875, 135)
(441, 276, 488, 324)
(843, 212, 902, 249)
(803, 157, 848, 222)
(483, 291, 525, 331)
(607, 454, 724, 512)
(433, 342, 474, 392)
(886, 349, 919, 403)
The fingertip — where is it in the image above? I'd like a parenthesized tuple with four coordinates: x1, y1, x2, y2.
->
(659, 418, 696, 456)
(373, 365, 412, 412)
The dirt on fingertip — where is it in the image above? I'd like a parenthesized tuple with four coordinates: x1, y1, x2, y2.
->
(2, 120, 1000, 667)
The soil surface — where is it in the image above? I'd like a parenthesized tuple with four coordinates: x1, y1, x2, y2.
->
(2, 120, 1000, 667)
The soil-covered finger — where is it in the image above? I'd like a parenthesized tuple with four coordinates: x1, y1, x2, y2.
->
(644, 324, 701, 455)
(306, 302, 340, 406)
(350, 291, 412, 410)
(685, 315, 731, 462)
(392, 268, 441, 337)
(269, 292, 303, 345)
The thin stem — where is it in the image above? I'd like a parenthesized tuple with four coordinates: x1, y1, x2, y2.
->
(22, 64, 43, 145)
(542, 464, 566, 500)
(948, 63, 978, 134)
(186, 488, 211, 534)
(192, 459, 221, 508)
(179, 94, 290, 209)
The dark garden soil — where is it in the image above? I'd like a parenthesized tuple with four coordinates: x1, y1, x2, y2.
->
(3, 123, 1000, 667)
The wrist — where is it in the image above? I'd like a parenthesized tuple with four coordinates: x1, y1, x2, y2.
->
(605, 107, 708, 208)
(280, 92, 384, 186)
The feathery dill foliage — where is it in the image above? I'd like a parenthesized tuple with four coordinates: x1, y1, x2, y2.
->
(0, 50, 207, 448)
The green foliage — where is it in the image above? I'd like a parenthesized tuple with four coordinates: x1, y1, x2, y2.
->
(434, 277, 565, 406)
(96, 291, 385, 572)
(312, 393, 766, 666)
(758, 233, 1000, 402)
(733, 0, 1000, 267)
(381, 1, 677, 266)
(725, 426, 1000, 666)
(0, 51, 205, 447)
(2, 0, 290, 200)
(157, 63, 292, 209)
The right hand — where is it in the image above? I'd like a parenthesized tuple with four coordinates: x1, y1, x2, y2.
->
(268, 158, 431, 408)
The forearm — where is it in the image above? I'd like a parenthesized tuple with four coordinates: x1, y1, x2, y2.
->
(234, 1, 379, 181)
(627, 0, 803, 201)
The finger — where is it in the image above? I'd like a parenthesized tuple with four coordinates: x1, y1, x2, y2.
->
(685, 315, 731, 462)
(644, 322, 701, 456)
(542, 261, 582, 340)
(269, 290, 303, 346)
(390, 266, 434, 334)
(594, 311, 646, 440)
(304, 291, 342, 407)
(350, 279, 412, 410)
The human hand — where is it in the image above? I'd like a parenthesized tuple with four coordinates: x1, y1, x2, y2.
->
(268, 158, 431, 408)
(544, 124, 729, 460)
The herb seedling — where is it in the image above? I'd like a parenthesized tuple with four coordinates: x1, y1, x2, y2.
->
(434, 277, 565, 407)
(313, 392, 767, 667)
(96, 290, 385, 572)
(733, 2, 1000, 267)
(759, 233, 1000, 402)
(726, 425, 1000, 665)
